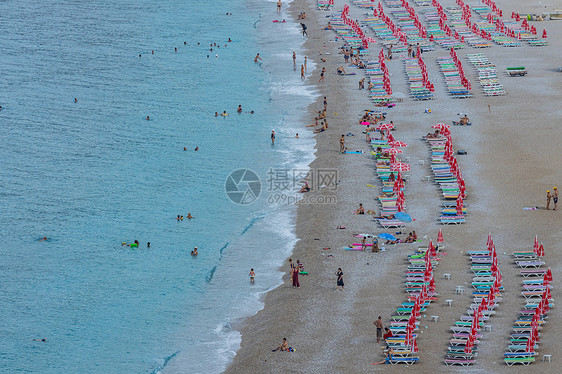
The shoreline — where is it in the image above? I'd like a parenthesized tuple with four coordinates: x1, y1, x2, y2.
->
(226, 0, 562, 372)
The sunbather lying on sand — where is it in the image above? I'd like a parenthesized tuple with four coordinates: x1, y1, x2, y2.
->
(337, 66, 347, 74)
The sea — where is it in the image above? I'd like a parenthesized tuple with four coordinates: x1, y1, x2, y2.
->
(0, 0, 318, 373)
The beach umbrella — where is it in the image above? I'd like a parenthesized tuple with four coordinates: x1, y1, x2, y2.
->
(376, 123, 394, 131)
(390, 141, 407, 147)
(546, 268, 553, 282)
(533, 235, 539, 252)
(428, 277, 436, 292)
(526, 336, 535, 353)
(437, 229, 444, 243)
(538, 244, 545, 257)
(432, 123, 450, 131)
(387, 147, 403, 154)
(395, 212, 413, 222)
(456, 195, 464, 215)
(378, 233, 397, 241)
(391, 162, 410, 172)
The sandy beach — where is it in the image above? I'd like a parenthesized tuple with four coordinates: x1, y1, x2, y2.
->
(226, 0, 562, 372)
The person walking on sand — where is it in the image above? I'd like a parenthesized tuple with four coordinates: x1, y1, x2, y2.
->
(374, 316, 384, 343)
(254, 53, 262, 63)
(323, 96, 327, 111)
(271, 129, 276, 144)
(339, 134, 345, 153)
(547, 190, 551, 210)
(319, 67, 325, 82)
(301, 64, 305, 80)
(554, 187, 559, 210)
(336, 268, 344, 290)
(361, 236, 366, 251)
(301, 23, 307, 36)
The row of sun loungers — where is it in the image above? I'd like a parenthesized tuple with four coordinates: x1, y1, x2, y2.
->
(444, 235, 502, 366)
(436, 56, 471, 98)
(384, 243, 442, 364)
(465, 53, 505, 96)
(504, 238, 553, 365)
(442, 4, 493, 48)
(404, 57, 433, 100)
(422, 6, 463, 49)
(425, 129, 467, 224)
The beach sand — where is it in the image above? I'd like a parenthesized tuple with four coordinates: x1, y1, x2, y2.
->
(226, 0, 562, 372)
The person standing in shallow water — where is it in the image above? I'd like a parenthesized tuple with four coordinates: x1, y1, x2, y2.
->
(336, 268, 344, 290)
(271, 130, 276, 144)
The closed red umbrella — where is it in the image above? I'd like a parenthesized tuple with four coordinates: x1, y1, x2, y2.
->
(538, 244, 545, 257)
(546, 268, 553, 282)
(456, 195, 464, 215)
(437, 229, 444, 243)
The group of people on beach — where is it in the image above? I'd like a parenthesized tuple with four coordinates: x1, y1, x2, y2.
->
(546, 187, 558, 210)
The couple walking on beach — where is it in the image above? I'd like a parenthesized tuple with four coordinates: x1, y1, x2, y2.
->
(547, 187, 558, 210)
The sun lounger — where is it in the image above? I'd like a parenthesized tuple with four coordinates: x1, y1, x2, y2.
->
(504, 356, 535, 366)
(390, 356, 419, 365)
(444, 358, 475, 366)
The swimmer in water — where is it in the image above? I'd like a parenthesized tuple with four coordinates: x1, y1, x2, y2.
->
(194, 147, 199, 151)
(180, 216, 184, 220)
(250, 110, 254, 114)
(222, 111, 228, 116)
(249, 268, 255, 283)
(215, 112, 218, 117)
(74, 98, 77, 103)
(228, 38, 232, 42)
(175, 47, 177, 52)
(254, 53, 262, 63)
(187, 213, 193, 219)
(147, 242, 150, 248)
(146, 116, 150, 120)
(184, 42, 186, 45)
(39, 236, 48, 241)
(191, 247, 198, 256)
(152, 50, 154, 54)
(177, 215, 181, 221)
(184, 147, 187, 151)
(32, 338, 46, 342)
(296, 133, 299, 138)
(139, 54, 141, 58)
(237, 105, 242, 113)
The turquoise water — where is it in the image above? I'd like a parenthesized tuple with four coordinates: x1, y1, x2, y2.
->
(0, 0, 316, 372)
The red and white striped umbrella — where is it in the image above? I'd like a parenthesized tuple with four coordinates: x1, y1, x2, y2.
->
(387, 147, 403, 154)
(390, 141, 408, 147)
(391, 162, 410, 172)
(376, 123, 394, 131)
(432, 123, 450, 131)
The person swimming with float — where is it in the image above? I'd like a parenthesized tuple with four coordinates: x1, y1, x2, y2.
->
(191, 247, 198, 256)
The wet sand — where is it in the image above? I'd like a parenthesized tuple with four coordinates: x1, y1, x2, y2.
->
(226, 0, 562, 372)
